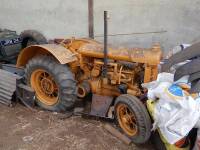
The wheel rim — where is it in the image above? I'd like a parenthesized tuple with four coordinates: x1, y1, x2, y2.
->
(116, 103, 138, 136)
(30, 69, 59, 106)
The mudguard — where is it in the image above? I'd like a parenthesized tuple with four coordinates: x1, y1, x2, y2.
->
(162, 42, 200, 72)
(16, 44, 77, 67)
(174, 58, 200, 81)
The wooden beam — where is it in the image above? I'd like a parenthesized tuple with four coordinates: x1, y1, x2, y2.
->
(103, 123, 132, 145)
(88, 0, 94, 39)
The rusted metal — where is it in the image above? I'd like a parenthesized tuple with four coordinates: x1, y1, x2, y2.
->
(17, 30, 161, 103)
(88, 0, 94, 39)
(90, 94, 113, 117)
(0, 64, 24, 76)
(0, 69, 21, 106)
(16, 44, 78, 67)
(77, 81, 91, 98)
(78, 43, 162, 65)
(116, 103, 138, 136)
(30, 69, 59, 106)
(0, 67, 35, 108)
(17, 38, 161, 98)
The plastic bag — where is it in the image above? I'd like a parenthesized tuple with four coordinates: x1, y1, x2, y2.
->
(144, 73, 200, 144)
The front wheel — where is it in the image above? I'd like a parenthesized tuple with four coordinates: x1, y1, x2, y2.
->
(25, 55, 77, 112)
(114, 94, 151, 144)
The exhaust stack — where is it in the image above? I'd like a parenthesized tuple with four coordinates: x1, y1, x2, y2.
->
(102, 11, 108, 77)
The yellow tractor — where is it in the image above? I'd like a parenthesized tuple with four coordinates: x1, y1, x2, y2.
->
(16, 39, 161, 143)
(15, 12, 162, 144)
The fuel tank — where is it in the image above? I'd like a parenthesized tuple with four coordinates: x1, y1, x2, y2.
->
(78, 43, 162, 65)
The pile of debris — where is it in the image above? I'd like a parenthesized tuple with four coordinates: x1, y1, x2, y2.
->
(144, 42, 200, 150)
(162, 42, 200, 93)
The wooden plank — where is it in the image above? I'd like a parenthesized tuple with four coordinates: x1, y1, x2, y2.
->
(103, 123, 132, 145)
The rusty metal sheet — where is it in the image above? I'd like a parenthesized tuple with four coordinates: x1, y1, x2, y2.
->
(39, 44, 78, 64)
(17, 44, 77, 66)
(90, 94, 113, 117)
(162, 42, 200, 72)
(174, 58, 200, 81)
(0, 69, 21, 106)
(78, 43, 162, 65)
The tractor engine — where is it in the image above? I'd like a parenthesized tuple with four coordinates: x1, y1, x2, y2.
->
(71, 41, 162, 98)
(91, 59, 143, 86)
(76, 58, 144, 98)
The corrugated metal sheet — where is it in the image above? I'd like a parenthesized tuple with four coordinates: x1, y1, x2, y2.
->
(0, 69, 21, 106)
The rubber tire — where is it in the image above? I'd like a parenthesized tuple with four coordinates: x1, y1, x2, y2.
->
(25, 55, 77, 112)
(114, 94, 151, 144)
(20, 30, 47, 48)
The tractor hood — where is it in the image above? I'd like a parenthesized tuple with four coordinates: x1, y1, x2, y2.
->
(78, 43, 162, 65)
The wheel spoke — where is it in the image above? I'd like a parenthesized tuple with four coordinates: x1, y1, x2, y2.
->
(44, 72, 47, 77)
(130, 122, 137, 130)
(130, 114, 136, 121)
(126, 107, 132, 115)
(122, 107, 127, 115)
(39, 76, 43, 81)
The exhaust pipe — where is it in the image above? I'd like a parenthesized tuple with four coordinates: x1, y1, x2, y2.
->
(102, 11, 108, 77)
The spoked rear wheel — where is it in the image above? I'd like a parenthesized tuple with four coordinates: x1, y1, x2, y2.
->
(31, 69, 58, 106)
(25, 55, 77, 112)
(115, 94, 151, 144)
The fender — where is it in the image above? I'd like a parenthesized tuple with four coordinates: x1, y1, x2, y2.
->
(16, 44, 77, 67)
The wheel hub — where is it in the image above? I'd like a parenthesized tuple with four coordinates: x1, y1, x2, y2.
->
(30, 69, 59, 106)
(116, 103, 138, 136)
(40, 78, 54, 95)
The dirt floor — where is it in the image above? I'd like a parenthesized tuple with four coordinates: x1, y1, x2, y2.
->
(0, 103, 154, 150)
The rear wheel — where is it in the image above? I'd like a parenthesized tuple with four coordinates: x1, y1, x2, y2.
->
(25, 55, 76, 112)
(114, 94, 151, 144)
